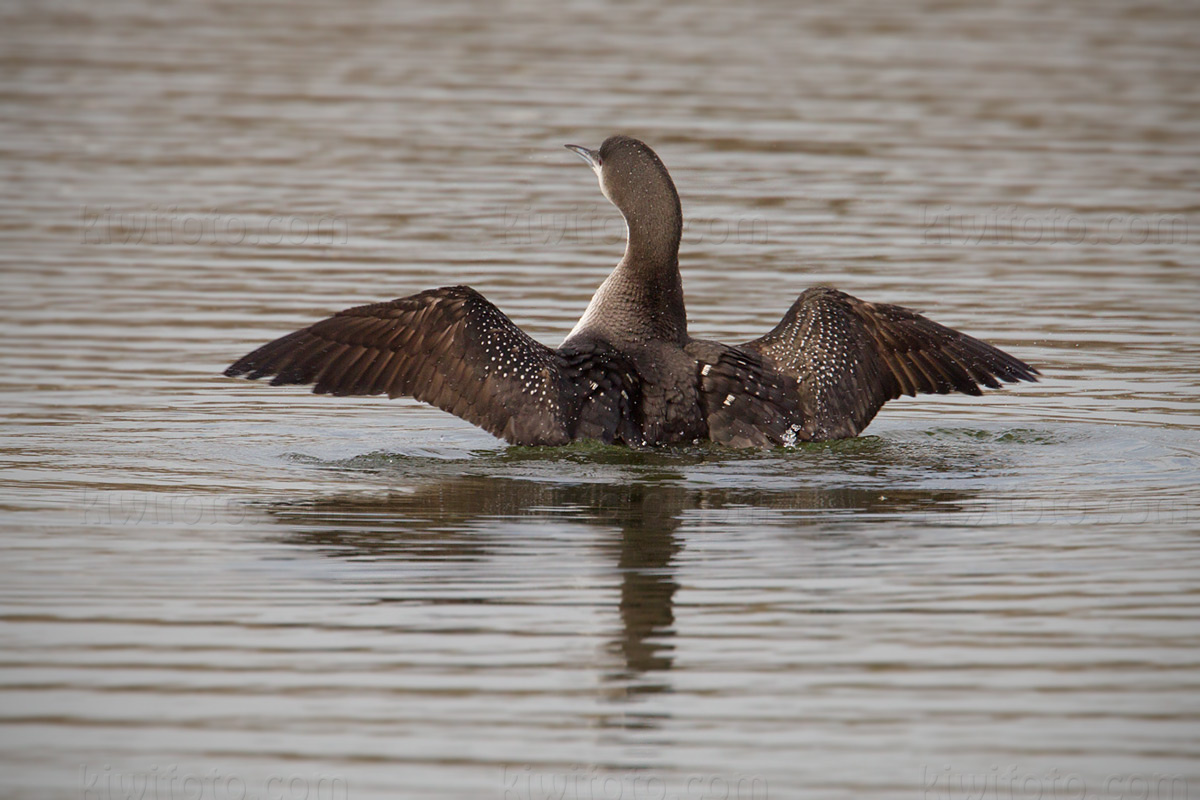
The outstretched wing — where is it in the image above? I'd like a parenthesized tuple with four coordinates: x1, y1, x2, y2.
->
(225, 286, 576, 445)
(742, 287, 1039, 441)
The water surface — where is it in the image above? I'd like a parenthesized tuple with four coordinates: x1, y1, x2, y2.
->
(2, 0, 1198, 798)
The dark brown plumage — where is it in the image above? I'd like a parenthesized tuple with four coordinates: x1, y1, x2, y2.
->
(742, 287, 1038, 442)
(225, 135, 1038, 447)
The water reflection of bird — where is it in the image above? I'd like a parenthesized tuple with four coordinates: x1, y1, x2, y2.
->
(270, 464, 977, 699)
(227, 136, 1037, 447)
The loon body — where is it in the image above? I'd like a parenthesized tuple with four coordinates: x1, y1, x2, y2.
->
(225, 136, 1038, 447)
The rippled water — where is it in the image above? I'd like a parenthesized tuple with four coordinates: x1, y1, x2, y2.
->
(2, 0, 1199, 798)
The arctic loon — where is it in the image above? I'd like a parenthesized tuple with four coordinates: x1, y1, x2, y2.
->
(225, 135, 1038, 447)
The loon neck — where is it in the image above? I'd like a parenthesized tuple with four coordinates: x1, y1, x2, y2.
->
(564, 135, 689, 347)
(566, 264, 687, 346)
(605, 186, 687, 342)
(621, 192, 683, 268)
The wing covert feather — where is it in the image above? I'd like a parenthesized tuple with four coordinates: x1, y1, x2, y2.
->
(226, 286, 573, 444)
(743, 287, 1038, 441)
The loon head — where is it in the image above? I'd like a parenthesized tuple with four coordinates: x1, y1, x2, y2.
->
(565, 135, 682, 264)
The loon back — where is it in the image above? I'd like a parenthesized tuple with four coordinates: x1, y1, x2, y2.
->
(225, 135, 1038, 447)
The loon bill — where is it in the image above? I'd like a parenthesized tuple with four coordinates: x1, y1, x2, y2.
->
(225, 135, 1038, 448)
